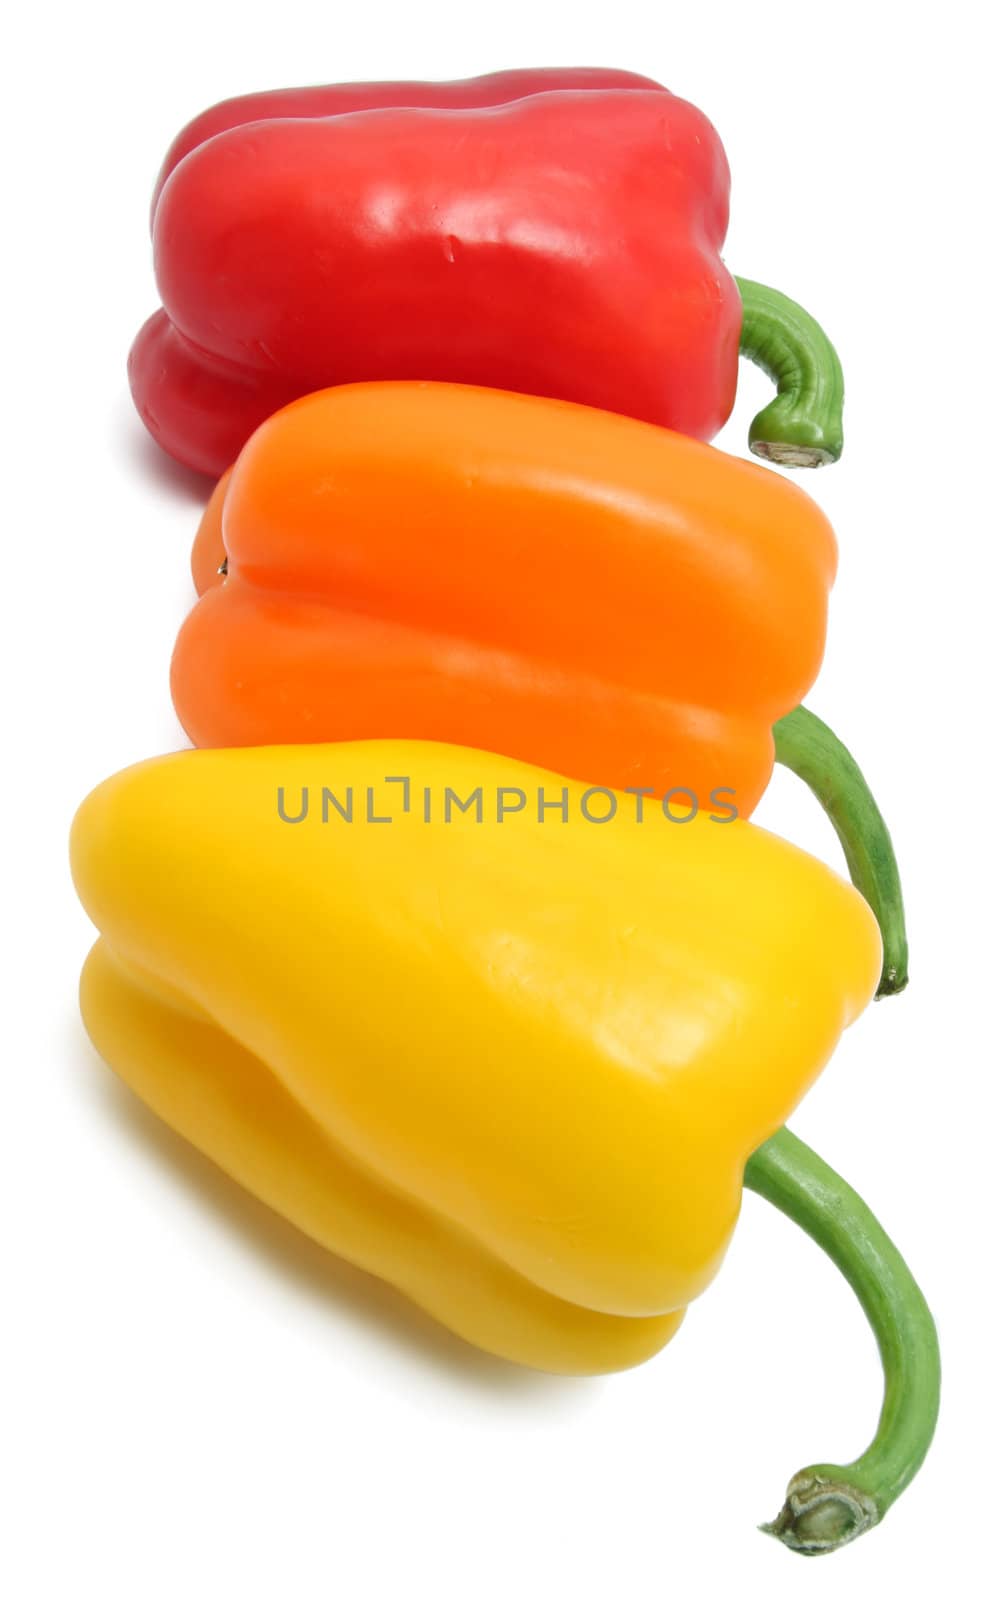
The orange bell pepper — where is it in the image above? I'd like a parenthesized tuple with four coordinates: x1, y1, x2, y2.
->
(177, 381, 835, 818)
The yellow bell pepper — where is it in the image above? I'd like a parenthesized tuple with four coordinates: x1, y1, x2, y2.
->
(70, 741, 938, 1553)
(71, 737, 877, 1350)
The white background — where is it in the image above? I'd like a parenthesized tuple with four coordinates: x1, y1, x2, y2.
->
(3, 3, 1005, 1594)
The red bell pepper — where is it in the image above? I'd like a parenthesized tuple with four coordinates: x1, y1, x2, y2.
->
(130, 68, 844, 477)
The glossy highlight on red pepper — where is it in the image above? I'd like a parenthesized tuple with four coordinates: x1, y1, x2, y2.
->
(149, 67, 668, 212)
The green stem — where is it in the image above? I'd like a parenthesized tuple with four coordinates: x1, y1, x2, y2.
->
(744, 1127, 940, 1556)
(773, 706, 908, 997)
(736, 278, 844, 467)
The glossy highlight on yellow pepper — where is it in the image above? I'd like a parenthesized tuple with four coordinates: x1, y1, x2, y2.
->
(71, 741, 881, 1375)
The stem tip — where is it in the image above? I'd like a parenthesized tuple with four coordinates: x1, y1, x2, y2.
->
(762, 1471, 880, 1556)
(876, 964, 910, 999)
(750, 439, 836, 469)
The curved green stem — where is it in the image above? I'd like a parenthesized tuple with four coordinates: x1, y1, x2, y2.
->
(773, 706, 908, 997)
(744, 1127, 940, 1556)
(736, 278, 844, 467)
